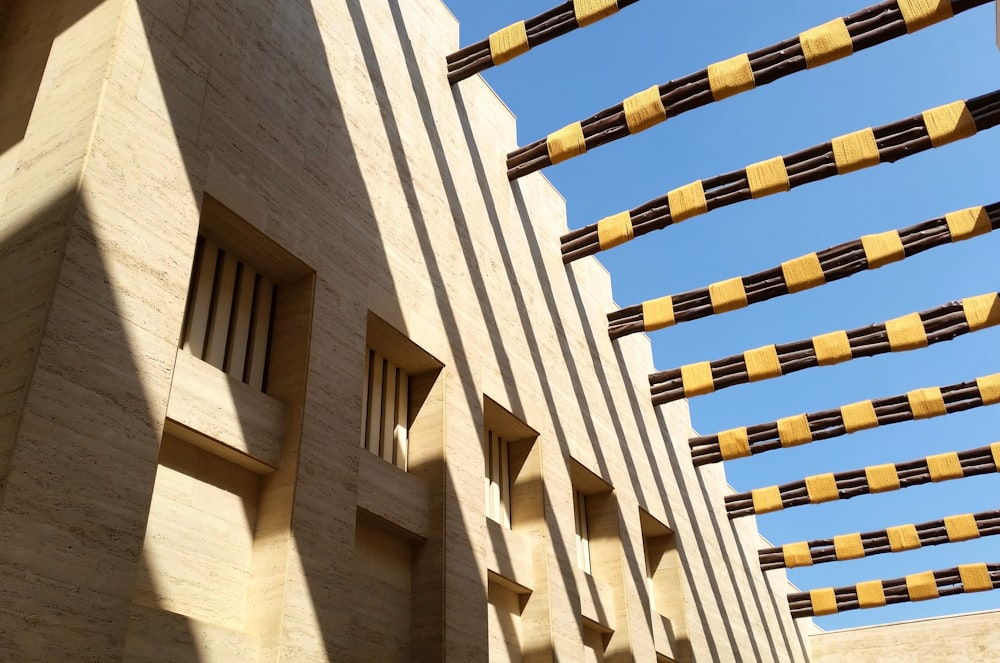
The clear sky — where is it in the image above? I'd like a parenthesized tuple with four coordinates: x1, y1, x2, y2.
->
(444, 0, 1000, 630)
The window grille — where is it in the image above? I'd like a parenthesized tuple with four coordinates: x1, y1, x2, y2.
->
(485, 429, 511, 528)
(361, 349, 409, 469)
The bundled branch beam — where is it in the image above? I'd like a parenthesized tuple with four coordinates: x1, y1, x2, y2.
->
(447, 0, 640, 84)
(561, 90, 1000, 263)
(788, 562, 1000, 618)
(725, 442, 1000, 519)
(761, 509, 1000, 571)
(610, 203, 1000, 339)
(511, 0, 989, 178)
(649, 292, 1000, 406)
(690, 373, 1000, 466)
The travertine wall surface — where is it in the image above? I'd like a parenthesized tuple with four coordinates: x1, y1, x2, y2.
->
(810, 609, 1000, 663)
(0, 0, 814, 661)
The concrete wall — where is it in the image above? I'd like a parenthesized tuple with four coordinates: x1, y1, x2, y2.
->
(0, 0, 815, 660)
(811, 609, 1000, 663)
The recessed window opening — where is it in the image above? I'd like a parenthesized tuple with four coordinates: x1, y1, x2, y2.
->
(361, 349, 409, 470)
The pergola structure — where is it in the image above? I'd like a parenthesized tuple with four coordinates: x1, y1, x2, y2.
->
(448, 0, 999, 621)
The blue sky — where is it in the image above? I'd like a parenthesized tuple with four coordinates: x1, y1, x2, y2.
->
(444, 0, 1000, 630)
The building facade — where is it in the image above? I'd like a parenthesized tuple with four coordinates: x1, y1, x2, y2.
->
(1, 0, 993, 661)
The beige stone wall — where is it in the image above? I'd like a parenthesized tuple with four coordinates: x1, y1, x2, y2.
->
(0, 0, 817, 661)
(810, 609, 1000, 663)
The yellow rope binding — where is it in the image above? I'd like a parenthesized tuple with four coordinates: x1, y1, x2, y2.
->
(623, 86, 666, 134)
(719, 427, 751, 460)
(546, 122, 587, 164)
(906, 571, 939, 601)
(574, 0, 618, 27)
(642, 295, 675, 331)
(841, 400, 878, 433)
(977, 374, 1000, 404)
(709, 277, 748, 313)
(782, 541, 813, 567)
(992, 441, 1000, 469)
(597, 212, 634, 250)
(885, 312, 928, 351)
(834, 533, 865, 560)
(923, 100, 976, 147)
(799, 18, 854, 68)
(806, 473, 839, 504)
(489, 22, 530, 65)
(959, 563, 993, 592)
(746, 156, 790, 198)
(782, 253, 825, 293)
(832, 127, 880, 174)
(963, 293, 1000, 331)
(946, 206, 991, 240)
(707, 53, 755, 101)
(810, 588, 838, 616)
(897, 0, 954, 33)
(777, 414, 812, 447)
(681, 362, 715, 397)
(865, 464, 900, 493)
(856, 580, 887, 608)
(813, 330, 852, 366)
(667, 180, 708, 222)
(907, 387, 947, 419)
(861, 230, 905, 269)
(745, 345, 782, 382)
(752, 486, 784, 514)
(887, 524, 921, 552)
(945, 514, 980, 542)
(927, 452, 963, 482)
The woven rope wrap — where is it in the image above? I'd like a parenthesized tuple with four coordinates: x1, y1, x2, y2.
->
(832, 128, 880, 174)
(707, 53, 755, 101)
(906, 571, 939, 601)
(927, 452, 963, 482)
(783, 541, 813, 568)
(841, 400, 878, 433)
(574, 0, 618, 27)
(898, 0, 954, 33)
(709, 277, 748, 313)
(777, 414, 812, 447)
(719, 427, 751, 460)
(861, 230, 905, 269)
(746, 156, 790, 198)
(834, 533, 865, 560)
(945, 514, 980, 542)
(946, 206, 991, 241)
(887, 524, 921, 552)
(806, 473, 838, 504)
(856, 580, 887, 608)
(597, 212, 634, 250)
(489, 22, 530, 65)
(668, 180, 708, 222)
(745, 345, 782, 382)
(681, 362, 715, 397)
(963, 293, 1000, 331)
(979, 374, 1000, 405)
(813, 330, 852, 366)
(992, 441, 1000, 469)
(547, 123, 586, 164)
(885, 313, 928, 351)
(923, 101, 976, 147)
(799, 18, 853, 68)
(782, 253, 825, 293)
(810, 588, 838, 616)
(959, 563, 993, 592)
(643, 296, 675, 331)
(752, 486, 783, 514)
(907, 387, 947, 419)
(865, 463, 900, 493)
(623, 86, 666, 134)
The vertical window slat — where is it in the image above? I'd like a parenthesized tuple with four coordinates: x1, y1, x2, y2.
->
(182, 237, 219, 358)
(225, 264, 257, 381)
(576, 491, 592, 574)
(490, 431, 501, 521)
(380, 364, 397, 463)
(360, 350, 372, 448)
(367, 352, 384, 455)
(245, 276, 274, 391)
(203, 251, 238, 369)
(484, 430, 493, 517)
(394, 373, 408, 470)
(499, 436, 510, 528)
